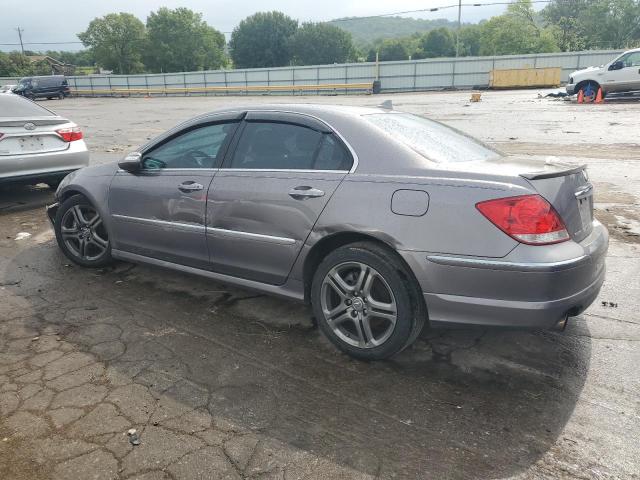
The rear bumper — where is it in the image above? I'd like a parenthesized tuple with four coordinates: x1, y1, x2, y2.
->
(401, 220, 609, 329)
(0, 141, 89, 183)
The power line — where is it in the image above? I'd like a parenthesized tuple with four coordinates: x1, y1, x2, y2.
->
(0, 41, 84, 46)
(329, 0, 555, 22)
(2, 0, 557, 48)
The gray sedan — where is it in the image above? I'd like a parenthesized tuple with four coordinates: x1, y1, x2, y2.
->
(47, 104, 608, 360)
(0, 93, 88, 187)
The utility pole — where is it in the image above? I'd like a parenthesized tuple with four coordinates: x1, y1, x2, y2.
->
(16, 27, 25, 55)
(455, 0, 462, 57)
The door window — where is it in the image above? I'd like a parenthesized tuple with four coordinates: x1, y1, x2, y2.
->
(314, 134, 353, 171)
(229, 122, 323, 170)
(142, 122, 237, 170)
(621, 52, 640, 67)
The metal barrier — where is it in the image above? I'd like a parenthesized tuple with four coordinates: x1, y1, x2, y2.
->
(1, 49, 624, 97)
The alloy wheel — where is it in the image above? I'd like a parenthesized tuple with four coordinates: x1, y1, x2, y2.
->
(320, 261, 397, 349)
(60, 205, 109, 261)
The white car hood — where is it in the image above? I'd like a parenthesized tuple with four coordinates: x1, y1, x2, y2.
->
(571, 65, 603, 77)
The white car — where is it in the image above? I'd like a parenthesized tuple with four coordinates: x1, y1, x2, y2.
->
(0, 84, 17, 93)
(566, 48, 640, 98)
(0, 93, 89, 188)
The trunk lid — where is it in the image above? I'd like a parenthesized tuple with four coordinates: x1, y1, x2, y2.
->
(525, 163, 593, 242)
(0, 117, 72, 156)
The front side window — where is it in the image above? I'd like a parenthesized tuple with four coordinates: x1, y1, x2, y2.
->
(142, 122, 237, 169)
(621, 52, 640, 67)
(364, 113, 501, 163)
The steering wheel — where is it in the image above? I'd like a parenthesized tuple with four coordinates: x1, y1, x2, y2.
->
(183, 150, 211, 168)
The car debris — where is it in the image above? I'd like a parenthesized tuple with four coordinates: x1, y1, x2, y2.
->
(127, 428, 140, 446)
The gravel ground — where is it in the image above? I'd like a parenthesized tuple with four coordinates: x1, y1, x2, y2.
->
(0, 90, 639, 480)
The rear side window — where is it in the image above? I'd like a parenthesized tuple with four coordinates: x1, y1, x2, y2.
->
(0, 94, 54, 117)
(229, 121, 353, 171)
(229, 122, 322, 170)
(315, 134, 352, 171)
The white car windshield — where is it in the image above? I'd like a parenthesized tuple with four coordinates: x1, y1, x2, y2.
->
(0, 94, 55, 117)
(364, 112, 501, 163)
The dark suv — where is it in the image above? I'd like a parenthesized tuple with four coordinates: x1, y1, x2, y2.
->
(13, 75, 70, 100)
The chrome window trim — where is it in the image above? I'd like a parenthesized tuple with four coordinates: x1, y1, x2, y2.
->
(217, 168, 346, 174)
(112, 214, 205, 233)
(118, 168, 219, 173)
(426, 254, 589, 272)
(206, 226, 296, 245)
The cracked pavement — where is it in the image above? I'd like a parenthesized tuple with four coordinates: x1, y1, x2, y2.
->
(1, 91, 639, 479)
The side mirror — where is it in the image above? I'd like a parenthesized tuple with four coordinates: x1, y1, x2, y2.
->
(608, 61, 623, 71)
(119, 152, 142, 172)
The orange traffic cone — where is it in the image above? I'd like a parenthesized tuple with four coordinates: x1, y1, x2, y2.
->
(577, 89, 584, 104)
(595, 87, 603, 104)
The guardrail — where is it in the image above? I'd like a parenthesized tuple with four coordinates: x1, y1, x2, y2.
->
(70, 82, 373, 96)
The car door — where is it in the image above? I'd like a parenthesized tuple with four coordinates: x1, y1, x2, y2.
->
(109, 116, 241, 268)
(603, 52, 640, 92)
(206, 112, 354, 285)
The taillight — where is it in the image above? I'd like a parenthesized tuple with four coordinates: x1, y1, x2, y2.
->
(476, 194, 570, 245)
(56, 126, 83, 142)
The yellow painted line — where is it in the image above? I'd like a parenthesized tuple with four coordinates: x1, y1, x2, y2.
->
(70, 82, 372, 95)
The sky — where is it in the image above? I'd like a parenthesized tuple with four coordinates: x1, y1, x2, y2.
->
(0, 0, 512, 52)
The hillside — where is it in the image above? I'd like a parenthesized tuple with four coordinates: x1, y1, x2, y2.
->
(328, 16, 459, 47)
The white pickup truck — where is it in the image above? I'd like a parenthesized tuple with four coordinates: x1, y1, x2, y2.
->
(566, 48, 640, 98)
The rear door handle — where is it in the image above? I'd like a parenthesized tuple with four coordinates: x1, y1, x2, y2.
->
(288, 186, 325, 199)
(178, 181, 204, 193)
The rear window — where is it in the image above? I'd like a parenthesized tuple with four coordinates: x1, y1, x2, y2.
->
(364, 113, 500, 163)
(0, 94, 55, 117)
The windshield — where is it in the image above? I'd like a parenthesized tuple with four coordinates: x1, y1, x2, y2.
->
(364, 113, 501, 163)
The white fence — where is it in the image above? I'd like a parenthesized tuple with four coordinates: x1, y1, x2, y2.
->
(0, 49, 624, 96)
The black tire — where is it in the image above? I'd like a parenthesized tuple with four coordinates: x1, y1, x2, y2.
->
(58, 92, 64, 100)
(311, 241, 426, 361)
(54, 194, 113, 268)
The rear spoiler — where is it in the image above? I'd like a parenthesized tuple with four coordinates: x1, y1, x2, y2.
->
(520, 164, 586, 180)
(0, 116, 69, 127)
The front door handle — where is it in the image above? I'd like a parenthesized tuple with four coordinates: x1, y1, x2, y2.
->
(289, 186, 325, 199)
(178, 181, 204, 193)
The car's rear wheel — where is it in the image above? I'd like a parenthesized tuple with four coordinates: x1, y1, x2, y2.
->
(311, 242, 425, 360)
(54, 195, 113, 268)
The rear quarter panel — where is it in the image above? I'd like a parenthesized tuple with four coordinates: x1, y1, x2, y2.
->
(308, 173, 529, 258)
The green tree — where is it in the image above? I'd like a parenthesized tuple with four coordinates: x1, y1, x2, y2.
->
(289, 22, 356, 65)
(78, 12, 146, 74)
(458, 25, 483, 56)
(378, 39, 410, 61)
(0, 52, 52, 77)
(549, 0, 640, 50)
(229, 11, 298, 68)
(414, 28, 455, 58)
(145, 7, 226, 73)
(480, 0, 559, 55)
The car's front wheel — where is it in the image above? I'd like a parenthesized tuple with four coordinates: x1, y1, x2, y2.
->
(54, 195, 113, 268)
(311, 242, 425, 360)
